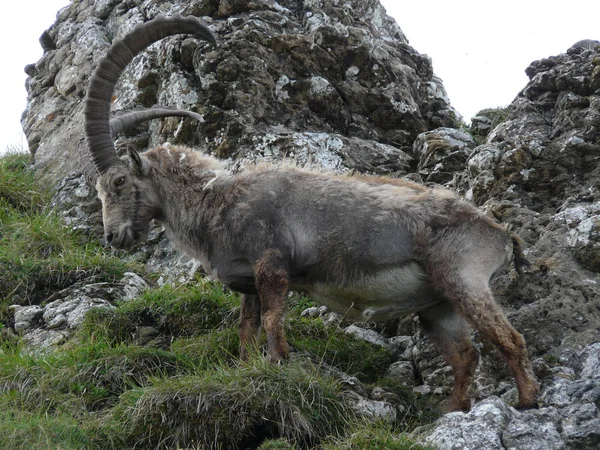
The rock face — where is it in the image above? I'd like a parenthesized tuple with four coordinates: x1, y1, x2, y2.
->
(23, 0, 458, 184)
(17, 1, 600, 449)
(414, 343, 600, 450)
(463, 44, 600, 362)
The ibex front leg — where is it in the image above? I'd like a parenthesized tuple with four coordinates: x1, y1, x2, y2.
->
(254, 249, 290, 363)
(239, 294, 262, 360)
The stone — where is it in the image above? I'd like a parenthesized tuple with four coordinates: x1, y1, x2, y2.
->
(384, 361, 416, 386)
(388, 335, 414, 361)
(9, 272, 149, 351)
(415, 343, 600, 450)
(413, 127, 476, 183)
(344, 325, 389, 348)
(10, 305, 44, 333)
(347, 391, 397, 422)
(580, 343, 600, 380)
(300, 306, 320, 318)
(414, 397, 564, 450)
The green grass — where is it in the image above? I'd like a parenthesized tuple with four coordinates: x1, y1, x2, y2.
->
(0, 151, 46, 214)
(0, 151, 133, 319)
(286, 313, 393, 383)
(79, 280, 240, 345)
(0, 410, 117, 450)
(0, 341, 193, 414)
(321, 420, 436, 450)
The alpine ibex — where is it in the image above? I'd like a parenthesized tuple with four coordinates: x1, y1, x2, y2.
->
(83, 15, 539, 412)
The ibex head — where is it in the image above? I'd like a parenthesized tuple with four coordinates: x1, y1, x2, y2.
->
(83, 15, 216, 248)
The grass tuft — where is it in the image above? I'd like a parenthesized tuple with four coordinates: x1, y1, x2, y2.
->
(114, 356, 356, 449)
(286, 314, 393, 383)
(0, 341, 193, 415)
(322, 420, 436, 450)
(79, 281, 240, 345)
(0, 410, 120, 450)
(0, 151, 46, 215)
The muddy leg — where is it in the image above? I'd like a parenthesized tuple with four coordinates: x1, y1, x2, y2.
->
(254, 249, 290, 363)
(239, 294, 262, 360)
(419, 301, 479, 412)
(433, 276, 539, 409)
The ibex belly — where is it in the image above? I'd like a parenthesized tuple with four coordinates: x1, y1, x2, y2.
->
(305, 263, 439, 322)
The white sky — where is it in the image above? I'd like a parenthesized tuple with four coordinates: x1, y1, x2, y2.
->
(380, 0, 600, 122)
(1, 0, 71, 154)
(1, 0, 599, 154)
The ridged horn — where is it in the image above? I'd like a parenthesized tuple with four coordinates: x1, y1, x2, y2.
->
(109, 108, 204, 137)
(84, 14, 216, 174)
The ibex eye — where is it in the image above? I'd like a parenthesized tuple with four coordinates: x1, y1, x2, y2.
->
(115, 176, 126, 187)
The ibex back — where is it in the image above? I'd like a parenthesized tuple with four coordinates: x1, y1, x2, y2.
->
(83, 16, 539, 412)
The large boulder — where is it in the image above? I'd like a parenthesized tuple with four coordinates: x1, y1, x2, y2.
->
(22, 0, 459, 185)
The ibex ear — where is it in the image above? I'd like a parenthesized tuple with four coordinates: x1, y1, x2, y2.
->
(128, 148, 151, 176)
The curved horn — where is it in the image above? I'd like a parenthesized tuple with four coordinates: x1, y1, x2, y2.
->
(84, 14, 216, 174)
(109, 108, 204, 137)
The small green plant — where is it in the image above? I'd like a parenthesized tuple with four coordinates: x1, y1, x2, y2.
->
(543, 354, 560, 366)
(258, 438, 299, 449)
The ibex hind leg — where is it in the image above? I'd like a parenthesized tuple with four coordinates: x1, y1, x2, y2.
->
(239, 294, 262, 360)
(433, 273, 539, 409)
(254, 249, 290, 363)
(418, 301, 479, 412)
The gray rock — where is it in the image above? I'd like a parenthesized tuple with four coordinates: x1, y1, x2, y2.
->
(10, 272, 149, 351)
(22, 329, 71, 353)
(388, 335, 415, 361)
(344, 325, 389, 348)
(385, 361, 416, 386)
(413, 127, 476, 183)
(322, 312, 343, 327)
(10, 305, 44, 333)
(415, 397, 564, 450)
(415, 343, 600, 450)
(469, 108, 509, 137)
(561, 403, 600, 448)
(347, 391, 397, 422)
(580, 343, 600, 379)
(471, 114, 493, 136)
(230, 132, 414, 175)
(43, 296, 114, 329)
(300, 306, 321, 318)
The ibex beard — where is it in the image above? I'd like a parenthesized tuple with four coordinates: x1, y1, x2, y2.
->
(84, 16, 539, 412)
